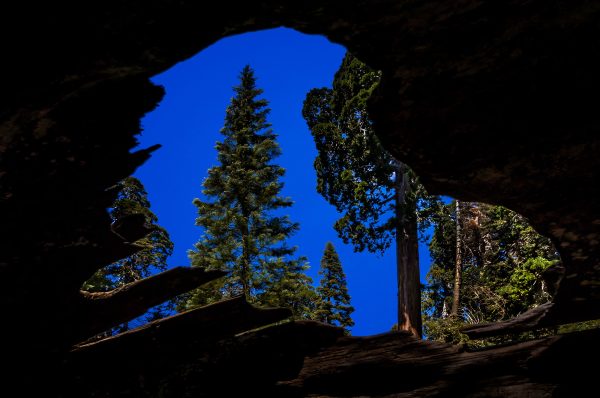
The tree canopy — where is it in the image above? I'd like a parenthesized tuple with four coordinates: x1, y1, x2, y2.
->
(303, 53, 427, 336)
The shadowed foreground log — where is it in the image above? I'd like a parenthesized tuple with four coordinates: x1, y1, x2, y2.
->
(66, 319, 600, 397)
(77, 267, 228, 341)
(277, 328, 600, 397)
(68, 301, 333, 396)
(72, 296, 292, 356)
(43, 144, 166, 292)
(462, 302, 556, 339)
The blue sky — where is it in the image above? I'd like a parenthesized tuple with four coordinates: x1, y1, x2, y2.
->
(134, 27, 432, 336)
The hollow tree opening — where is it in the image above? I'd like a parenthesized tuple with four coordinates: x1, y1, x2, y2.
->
(86, 28, 423, 338)
(81, 27, 570, 351)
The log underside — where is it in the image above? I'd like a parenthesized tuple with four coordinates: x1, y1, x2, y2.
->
(66, 316, 599, 397)
(281, 328, 599, 397)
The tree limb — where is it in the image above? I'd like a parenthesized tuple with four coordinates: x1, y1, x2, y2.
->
(72, 295, 292, 355)
(77, 267, 227, 341)
(462, 302, 554, 339)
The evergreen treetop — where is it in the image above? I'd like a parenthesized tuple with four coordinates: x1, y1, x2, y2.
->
(184, 65, 316, 319)
(316, 242, 354, 331)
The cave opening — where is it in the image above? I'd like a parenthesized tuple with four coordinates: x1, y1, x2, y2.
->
(82, 27, 563, 345)
(84, 27, 406, 336)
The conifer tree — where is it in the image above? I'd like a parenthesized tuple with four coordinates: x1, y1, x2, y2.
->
(303, 53, 431, 336)
(107, 177, 173, 284)
(184, 66, 315, 319)
(316, 242, 354, 331)
(83, 176, 174, 327)
(423, 202, 560, 343)
(257, 256, 318, 320)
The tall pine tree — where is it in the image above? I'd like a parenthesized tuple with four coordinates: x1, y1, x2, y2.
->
(184, 66, 316, 319)
(83, 176, 174, 328)
(316, 242, 354, 332)
(303, 53, 430, 336)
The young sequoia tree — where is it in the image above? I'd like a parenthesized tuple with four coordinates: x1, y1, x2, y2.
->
(303, 53, 427, 336)
(83, 176, 174, 327)
(316, 242, 354, 332)
(184, 66, 315, 319)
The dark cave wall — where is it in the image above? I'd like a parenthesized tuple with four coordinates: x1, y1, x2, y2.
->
(0, 0, 599, 377)
(367, 1, 600, 268)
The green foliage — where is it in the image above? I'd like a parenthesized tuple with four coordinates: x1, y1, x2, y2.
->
(423, 201, 560, 344)
(304, 52, 433, 335)
(558, 319, 600, 334)
(182, 66, 316, 319)
(499, 257, 555, 314)
(82, 269, 114, 292)
(316, 242, 355, 332)
(422, 201, 456, 319)
(107, 177, 173, 283)
(423, 317, 471, 345)
(256, 255, 318, 320)
(480, 205, 558, 316)
(83, 176, 174, 326)
(424, 317, 557, 348)
(303, 52, 419, 254)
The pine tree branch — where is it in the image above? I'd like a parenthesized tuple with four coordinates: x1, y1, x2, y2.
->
(77, 267, 228, 341)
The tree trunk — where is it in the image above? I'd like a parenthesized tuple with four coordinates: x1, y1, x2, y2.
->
(451, 200, 463, 317)
(471, 203, 484, 268)
(394, 163, 422, 337)
(240, 217, 251, 299)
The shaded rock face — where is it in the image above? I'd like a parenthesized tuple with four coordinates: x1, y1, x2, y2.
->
(0, 0, 599, 394)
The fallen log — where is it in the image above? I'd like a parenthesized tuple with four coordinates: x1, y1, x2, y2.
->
(278, 328, 600, 397)
(72, 295, 292, 357)
(67, 319, 343, 396)
(77, 267, 227, 340)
